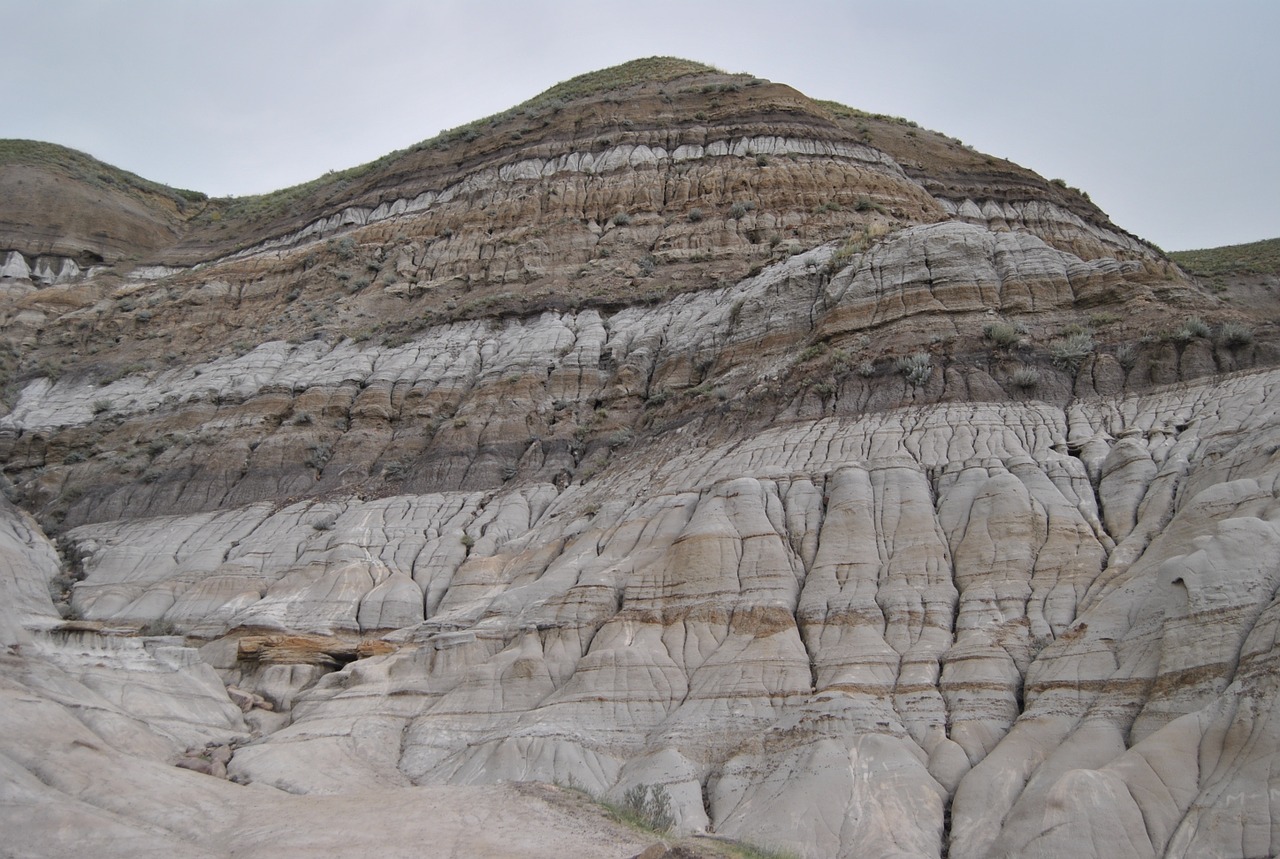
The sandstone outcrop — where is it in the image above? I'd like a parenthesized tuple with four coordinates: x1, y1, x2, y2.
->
(2, 57, 1278, 858)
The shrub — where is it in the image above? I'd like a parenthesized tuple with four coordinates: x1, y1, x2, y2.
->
(1060, 322, 1091, 338)
(1115, 344, 1138, 369)
(1010, 367, 1040, 389)
(1218, 321, 1254, 348)
(895, 353, 932, 386)
(797, 342, 827, 363)
(312, 516, 336, 532)
(92, 398, 112, 415)
(611, 212, 631, 227)
(983, 322, 1020, 348)
(687, 208, 704, 223)
(460, 533, 475, 548)
(620, 783, 674, 833)
(332, 236, 356, 260)
(1050, 331, 1095, 371)
(755, 154, 769, 167)
(304, 443, 332, 470)
(139, 618, 178, 637)
(1173, 316, 1211, 341)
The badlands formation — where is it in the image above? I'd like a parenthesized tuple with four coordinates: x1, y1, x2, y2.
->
(2, 59, 1279, 857)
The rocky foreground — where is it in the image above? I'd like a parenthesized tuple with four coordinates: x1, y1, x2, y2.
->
(2, 59, 1278, 858)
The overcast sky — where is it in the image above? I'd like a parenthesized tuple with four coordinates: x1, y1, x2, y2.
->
(5, 0, 1277, 251)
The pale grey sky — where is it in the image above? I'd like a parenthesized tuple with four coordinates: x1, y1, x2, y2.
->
(5, 0, 1277, 251)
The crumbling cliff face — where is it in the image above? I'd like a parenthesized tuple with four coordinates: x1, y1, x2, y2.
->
(1, 58, 1277, 858)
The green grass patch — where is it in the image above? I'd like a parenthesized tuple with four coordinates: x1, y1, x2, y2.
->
(1170, 237, 1280, 278)
(0, 139, 207, 207)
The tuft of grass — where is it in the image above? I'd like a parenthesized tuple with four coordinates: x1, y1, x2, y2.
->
(612, 783, 674, 834)
(1009, 367, 1040, 389)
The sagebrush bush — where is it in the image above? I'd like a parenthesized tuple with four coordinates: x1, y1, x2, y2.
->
(895, 353, 932, 386)
(1050, 331, 1095, 371)
(1218, 321, 1254, 348)
(1173, 316, 1211, 341)
(983, 322, 1020, 348)
(1010, 367, 1040, 389)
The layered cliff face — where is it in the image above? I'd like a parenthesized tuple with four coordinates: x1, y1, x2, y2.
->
(2, 58, 1279, 858)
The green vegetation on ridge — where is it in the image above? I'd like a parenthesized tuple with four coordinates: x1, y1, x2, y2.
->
(202, 57, 734, 225)
(0, 139, 207, 208)
(1170, 237, 1280, 279)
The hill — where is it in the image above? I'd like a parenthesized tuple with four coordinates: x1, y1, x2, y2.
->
(1, 58, 1279, 859)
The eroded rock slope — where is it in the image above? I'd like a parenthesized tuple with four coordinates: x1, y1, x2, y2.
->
(2, 58, 1278, 859)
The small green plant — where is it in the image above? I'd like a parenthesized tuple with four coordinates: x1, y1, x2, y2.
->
(92, 398, 112, 415)
(983, 322, 1020, 348)
(1060, 322, 1092, 338)
(1172, 316, 1211, 341)
(755, 154, 769, 167)
(728, 202, 748, 220)
(619, 783, 674, 833)
(611, 212, 631, 227)
(304, 443, 332, 470)
(1218, 321, 1254, 349)
(1089, 311, 1119, 328)
(687, 208, 704, 223)
(460, 533, 475, 549)
(139, 618, 178, 637)
(331, 236, 357, 260)
(895, 352, 932, 386)
(797, 342, 828, 363)
(1010, 367, 1040, 389)
(1116, 343, 1138, 370)
(312, 516, 336, 531)
(1051, 331, 1095, 371)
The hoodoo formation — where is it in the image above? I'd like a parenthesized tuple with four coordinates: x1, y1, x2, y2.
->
(2, 58, 1278, 858)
